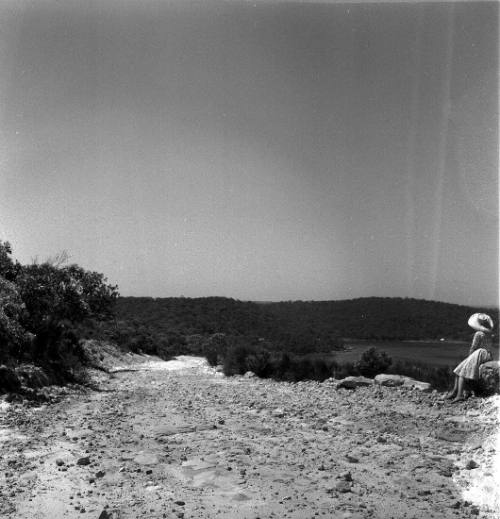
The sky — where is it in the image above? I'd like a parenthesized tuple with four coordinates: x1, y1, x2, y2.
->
(0, 0, 498, 306)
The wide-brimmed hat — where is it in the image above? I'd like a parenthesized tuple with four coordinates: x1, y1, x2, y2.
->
(468, 313, 494, 333)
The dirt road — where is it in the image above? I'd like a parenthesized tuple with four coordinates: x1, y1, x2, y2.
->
(1, 356, 498, 519)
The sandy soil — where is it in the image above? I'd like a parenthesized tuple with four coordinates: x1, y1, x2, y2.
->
(0, 355, 498, 519)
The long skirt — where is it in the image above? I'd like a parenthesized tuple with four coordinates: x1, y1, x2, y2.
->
(453, 348, 491, 380)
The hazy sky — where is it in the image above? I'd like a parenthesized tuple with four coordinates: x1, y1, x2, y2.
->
(0, 1, 498, 305)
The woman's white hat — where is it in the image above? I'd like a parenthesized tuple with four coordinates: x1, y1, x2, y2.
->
(468, 313, 494, 332)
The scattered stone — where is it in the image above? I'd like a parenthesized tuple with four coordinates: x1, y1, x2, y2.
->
(436, 460, 454, 477)
(76, 456, 91, 466)
(465, 460, 479, 470)
(55, 459, 65, 466)
(339, 471, 352, 482)
(403, 379, 432, 392)
(3, 354, 495, 519)
(337, 376, 373, 389)
(345, 454, 359, 463)
(335, 480, 352, 493)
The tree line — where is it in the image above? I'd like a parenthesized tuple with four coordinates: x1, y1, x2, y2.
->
(107, 295, 496, 359)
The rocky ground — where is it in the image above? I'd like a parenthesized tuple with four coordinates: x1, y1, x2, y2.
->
(0, 354, 499, 519)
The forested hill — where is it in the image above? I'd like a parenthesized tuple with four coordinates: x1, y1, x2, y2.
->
(114, 296, 496, 348)
(264, 298, 496, 341)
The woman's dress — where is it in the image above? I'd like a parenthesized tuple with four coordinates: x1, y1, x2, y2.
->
(453, 331, 491, 380)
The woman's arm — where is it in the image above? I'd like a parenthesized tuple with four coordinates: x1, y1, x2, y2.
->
(469, 332, 484, 355)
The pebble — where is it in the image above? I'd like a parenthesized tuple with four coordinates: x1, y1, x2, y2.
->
(3, 355, 498, 519)
(335, 481, 352, 493)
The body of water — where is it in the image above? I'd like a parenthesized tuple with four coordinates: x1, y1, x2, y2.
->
(335, 340, 499, 367)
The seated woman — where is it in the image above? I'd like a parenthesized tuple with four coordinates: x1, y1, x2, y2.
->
(446, 313, 494, 403)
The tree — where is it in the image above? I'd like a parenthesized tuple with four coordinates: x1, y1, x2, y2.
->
(0, 240, 119, 367)
(355, 347, 392, 377)
(0, 277, 32, 361)
(0, 241, 22, 281)
(16, 262, 118, 335)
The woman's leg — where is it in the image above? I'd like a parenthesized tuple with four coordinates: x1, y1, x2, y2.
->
(446, 376, 459, 399)
(452, 376, 466, 402)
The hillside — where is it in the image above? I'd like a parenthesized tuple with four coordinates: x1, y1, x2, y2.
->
(111, 296, 497, 354)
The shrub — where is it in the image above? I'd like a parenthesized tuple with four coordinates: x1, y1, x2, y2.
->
(273, 352, 292, 380)
(0, 277, 32, 362)
(0, 365, 22, 392)
(388, 360, 454, 390)
(202, 333, 228, 366)
(17, 262, 118, 335)
(331, 361, 358, 379)
(310, 357, 335, 381)
(355, 347, 392, 377)
(223, 343, 252, 376)
(0, 241, 119, 386)
(245, 348, 271, 377)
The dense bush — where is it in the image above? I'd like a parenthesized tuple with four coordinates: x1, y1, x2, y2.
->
(0, 241, 118, 381)
(222, 342, 253, 376)
(355, 347, 392, 377)
(0, 277, 32, 362)
(211, 341, 458, 392)
(244, 347, 272, 377)
(214, 340, 338, 382)
(202, 333, 228, 367)
(387, 360, 454, 391)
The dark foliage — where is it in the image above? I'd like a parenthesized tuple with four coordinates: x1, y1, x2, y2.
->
(0, 241, 22, 282)
(115, 296, 498, 354)
(213, 339, 339, 382)
(387, 361, 455, 391)
(113, 297, 344, 355)
(203, 333, 228, 367)
(0, 241, 118, 383)
(355, 347, 392, 377)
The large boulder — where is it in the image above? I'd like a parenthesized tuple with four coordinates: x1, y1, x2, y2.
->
(337, 376, 373, 389)
(403, 378, 432, 392)
(477, 361, 500, 396)
(374, 374, 406, 387)
(374, 373, 431, 392)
